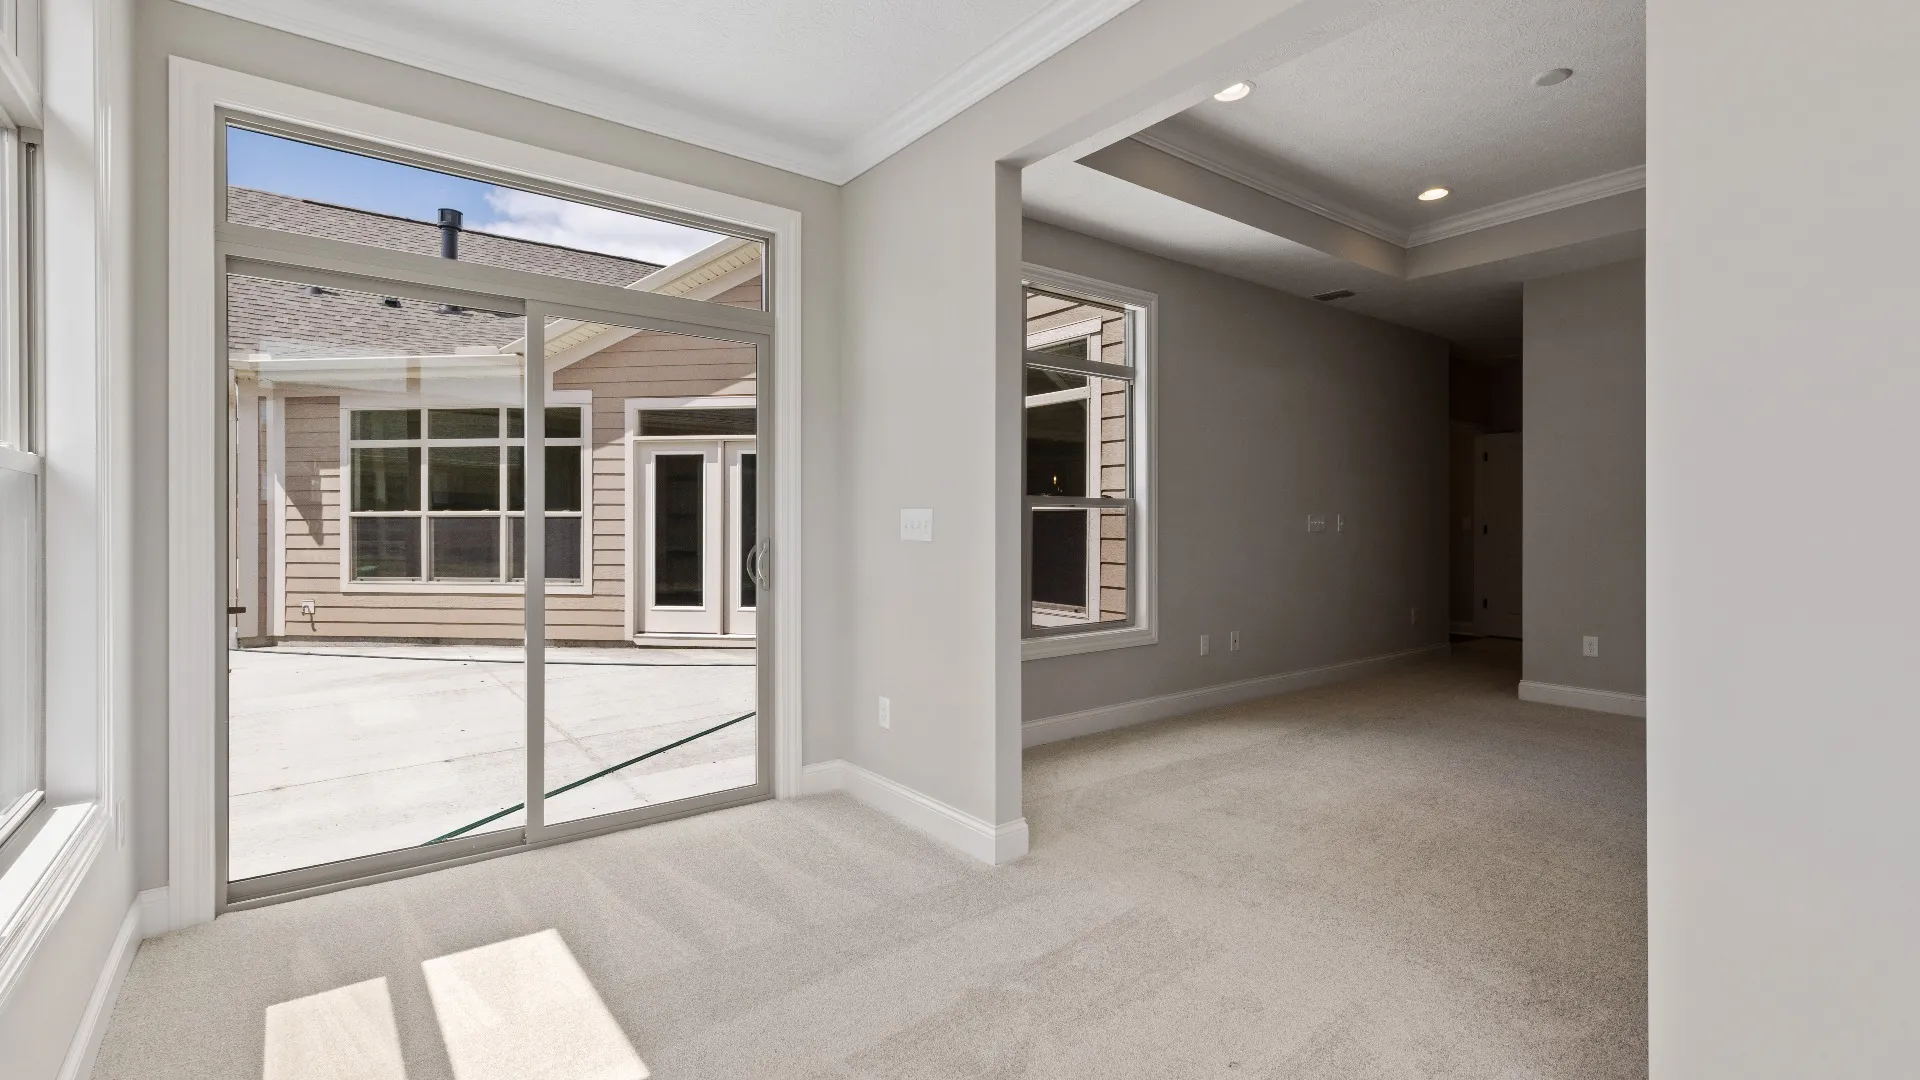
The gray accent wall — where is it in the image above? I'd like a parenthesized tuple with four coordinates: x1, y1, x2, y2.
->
(1521, 257, 1645, 696)
(1022, 220, 1450, 724)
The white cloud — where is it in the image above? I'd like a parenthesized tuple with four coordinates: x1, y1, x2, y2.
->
(473, 187, 726, 266)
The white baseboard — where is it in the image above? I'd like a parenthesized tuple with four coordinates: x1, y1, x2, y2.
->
(1518, 680, 1647, 718)
(136, 887, 171, 940)
(797, 760, 1028, 865)
(1023, 642, 1451, 747)
(56, 895, 142, 1080)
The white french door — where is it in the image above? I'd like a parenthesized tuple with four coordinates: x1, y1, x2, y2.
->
(638, 437, 757, 637)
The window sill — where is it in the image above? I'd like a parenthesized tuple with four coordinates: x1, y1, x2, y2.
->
(1022, 623, 1157, 661)
(0, 801, 108, 1007)
(339, 582, 595, 597)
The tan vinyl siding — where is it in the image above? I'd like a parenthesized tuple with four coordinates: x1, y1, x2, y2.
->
(272, 324, 756, 643)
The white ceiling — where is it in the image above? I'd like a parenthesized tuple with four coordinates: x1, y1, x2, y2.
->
(1160, 0, 1644, 233)
(178, 0, 1142, 182)
(1023, 0, 1646, 362)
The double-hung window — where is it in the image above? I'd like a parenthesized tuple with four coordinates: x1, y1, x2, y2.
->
(345, 404, 587, 586)
(1021, 271, 1154, 655)
(0, 121, 40, 843)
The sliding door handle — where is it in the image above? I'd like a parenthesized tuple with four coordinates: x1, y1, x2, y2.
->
(748, 538, 771, 592)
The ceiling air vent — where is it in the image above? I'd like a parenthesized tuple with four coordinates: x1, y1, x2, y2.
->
(1312, 289, 1356, 302)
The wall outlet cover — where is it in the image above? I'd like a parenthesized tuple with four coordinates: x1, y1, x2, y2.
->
(900, 508, 933, 542)
(878, 696, 892, 728)
(1199, 634, 1211, 656)
(1583, 635, 1600, 657)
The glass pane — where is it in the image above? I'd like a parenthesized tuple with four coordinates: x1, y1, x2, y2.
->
(1025, 366, 1087, 395)
(351, 447, 420, 512)
(1095, 377, 1132, 500)
(740, 453, 757, 609)
(226, 274, 526, 883)
(226, 125, 766, 309)
(350, 517, 422, 580)
(0, 466, 39, 817)
(506, 446, 582, 513)
(637, 407, 755, 436)
(428, 446, 500, 511)
(1025, 285, 1128, 367)
(654, 454, 703, 606)
(506, 407, 583, 438)
(350, 409, 419, 441)
(1026, 399, 1088, 496)
(431, 517, 501, 580)
(428, 407, 500, 439)
(509, 516, 584, 583)
(1030, 507, 1129, 628)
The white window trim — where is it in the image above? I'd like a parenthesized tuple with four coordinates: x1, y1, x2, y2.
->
(1020, 265, 1158, 661)
(167, 59, 805, 930)
(622, 396, 757, 641)
(331, 392, 595, 596)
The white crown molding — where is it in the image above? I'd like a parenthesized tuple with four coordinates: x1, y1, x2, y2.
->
(836, 0, 1145, 181)
(1131, 130, 1407, 244)
(1407, 165, 1647, 247)
(1130, 126, 1646, 257)
(176, 0, 1140, 186)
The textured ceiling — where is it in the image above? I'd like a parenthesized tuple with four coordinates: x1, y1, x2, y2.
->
(186, 0, 1132, 179)
(325, 0, 1052, 152)
(1159, 0, 1644, 230)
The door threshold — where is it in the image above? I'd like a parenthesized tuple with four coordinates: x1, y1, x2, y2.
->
(633, 633, 756, 649)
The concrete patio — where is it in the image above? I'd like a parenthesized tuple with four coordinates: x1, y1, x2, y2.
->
(228, 643, 757, 881)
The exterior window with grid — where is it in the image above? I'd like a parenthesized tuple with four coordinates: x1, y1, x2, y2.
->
(1022, 276, 1150, 646)
(346, 405, 586, 584)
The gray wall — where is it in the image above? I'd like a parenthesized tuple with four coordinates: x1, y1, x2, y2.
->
(130, 0, 845, 891)
(1521, 258, 1645, 696)
(1022, 220, 1450, 723)
(1649, 2, 1920, 1073)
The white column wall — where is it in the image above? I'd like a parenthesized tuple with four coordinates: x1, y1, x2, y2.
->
(1648, 1, 1920, 1074)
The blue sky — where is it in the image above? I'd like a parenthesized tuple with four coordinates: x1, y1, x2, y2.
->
(226, 126, 725, 265)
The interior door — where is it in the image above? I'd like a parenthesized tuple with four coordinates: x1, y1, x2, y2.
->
(725, 440, 758, 637)
(1474, 432, 1523, 638)
(639, 441, 724, 634)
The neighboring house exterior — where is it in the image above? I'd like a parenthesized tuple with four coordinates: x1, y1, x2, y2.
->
(226, 188, 765, 647)
(1023, 289, 1130, 626)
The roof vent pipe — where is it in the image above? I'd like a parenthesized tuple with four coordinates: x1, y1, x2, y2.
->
(438, 208, 462, 260)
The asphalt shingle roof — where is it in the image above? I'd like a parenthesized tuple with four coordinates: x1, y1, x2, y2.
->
(226, 188, 663, 358)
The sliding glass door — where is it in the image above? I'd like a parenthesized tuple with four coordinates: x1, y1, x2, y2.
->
(216, 117, 776, 906)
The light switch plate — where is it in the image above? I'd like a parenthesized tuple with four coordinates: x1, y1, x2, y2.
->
(900, 508, 933, 542)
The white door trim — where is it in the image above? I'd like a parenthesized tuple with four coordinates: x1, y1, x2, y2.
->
(167, 58, 805, 929)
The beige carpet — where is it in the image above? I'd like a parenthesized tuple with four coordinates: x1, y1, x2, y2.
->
(96, 640, 1646, 1078)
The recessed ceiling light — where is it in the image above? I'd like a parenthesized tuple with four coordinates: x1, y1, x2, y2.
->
(1533, 67, 1574, 87)
(1418, 187, 1450, 202)
(1213, 82, 1254, 103)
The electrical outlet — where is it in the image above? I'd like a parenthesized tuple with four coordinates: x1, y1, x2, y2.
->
(300, 599, 316, 616)
(1199, 634, 1211, 657)
(878, 696, 892, 729)
(1337, 514, 1346, 532)
(1229, 630, 1240, 652)
(1583, 636, 1600, 657)
(1410, 607, 1419, 624)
